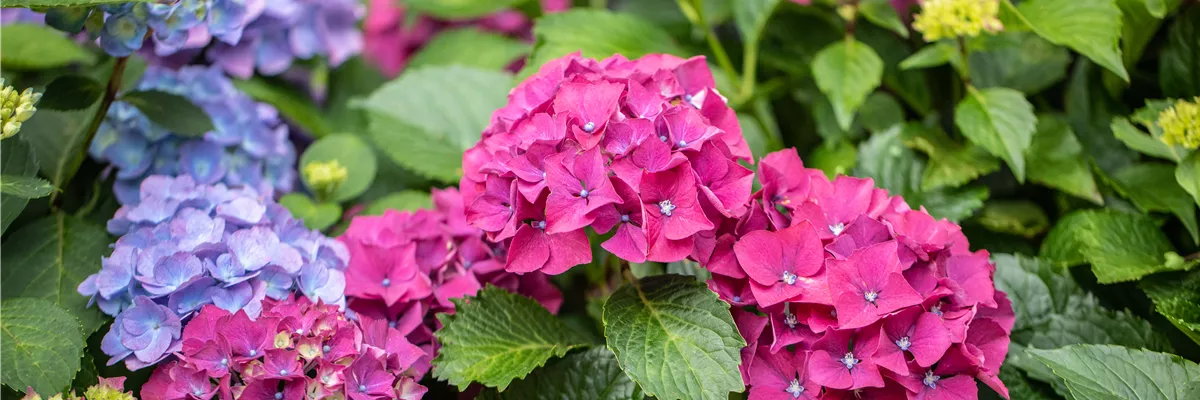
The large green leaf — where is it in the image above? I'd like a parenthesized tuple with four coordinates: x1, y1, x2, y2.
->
(433, 286, 590, 390)
(811, 38, 884, 131)
(0, 298, 84, 395)
(520, 9, 684, 80)
(1141, 270, 1200, 345)
(1179, 152, 1200, 207)
(1026, 115, 1103, 204)
(807, 140, 857, 179)
(1065, 61, 1136, 175)
(603, 274, 744, 400)
(1029, 345, 1200, 400)
(479, 347, 638, 400)
(119, 90, 215, 137)
(38, 75, 104, 111)
(902, 124, 1000, 191)
(356, 65, 511, 183)
(1038, 210, 1182, 283)
(400, 0, 527, 19)
(955, 87, 1037, 182)
(0, 214, 110, 336)
(1008, 0, 1128, 81)
(21, 104, 96, 195)
(409, 28, 530, 71)
(856, 126, 987, 221)
(1160, 7, 1200, 98)
(970, 32, 1071, 95)
(1112, 163, 1199, 243)
(0, 24, 95, 70)
(0, 174, 54, 199)
(299, 134, 377, 203)
(0, 139, 39, 234)
(278, 194, 341, 231)
(732, 0, 782, 47)
(233, 78, 333, 137)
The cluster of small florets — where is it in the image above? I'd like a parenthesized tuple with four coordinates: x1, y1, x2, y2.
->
(39, 2, 255, 57)
(459, 52, 753, 274)
(1159, 97, 1200, 150)
(708, 149, 1013, 399)
(78, 175, 349, 370)
(339, 188, 563, 369)
(912, 0, 1004, 42)
(90, 65, 295, 205)
(362, 0, 568, 77)
(205, 0, 364, 78)
(21, 377, 135, 400)
(0, 78, 40, 139)
(143, 296, 427, 400)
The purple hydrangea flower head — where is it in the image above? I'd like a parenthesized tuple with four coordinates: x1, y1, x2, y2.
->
(90, 65, 295, 205)
(87, 0, 260, 57)
(206, 0, 364, 78)
(79, 175, 348, 370)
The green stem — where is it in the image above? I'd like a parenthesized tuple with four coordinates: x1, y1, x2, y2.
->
(687, 0, 739, 92)
(54, 55, 129, 205)
(738, 42, 759, 106)
(957, 36, 972, 86)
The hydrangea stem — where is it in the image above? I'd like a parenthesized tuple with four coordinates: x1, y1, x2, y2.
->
(54, 55, 128, 205)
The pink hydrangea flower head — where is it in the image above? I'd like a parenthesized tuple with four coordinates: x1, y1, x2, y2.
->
(461, 52, 751, 273)
(709, 149, 1012, 399)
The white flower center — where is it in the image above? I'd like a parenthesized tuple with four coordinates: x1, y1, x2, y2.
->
(864, 290, 879, 304)
(829, 223, 845, 236)
(782, 271, 798, 285)
(896, 336, 911, 351)
(658, 200, 676, 216)
(841, 352, 859, 370)
(582, 121, 596, 133)
(784, 313, 798, 329)
(786, 378, 805, 398)
(923, 371, 941, 389)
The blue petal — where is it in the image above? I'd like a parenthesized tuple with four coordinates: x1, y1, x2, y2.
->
(179, 140, 228, 185)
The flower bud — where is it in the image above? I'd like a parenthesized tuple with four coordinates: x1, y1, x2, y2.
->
(912, 0, 1004, 42)
(1159, 97, 1200, 150)
(303, 159, 349, 199)
(0, 79, 39, 140)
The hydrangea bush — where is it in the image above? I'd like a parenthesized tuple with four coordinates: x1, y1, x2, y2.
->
(3, 0, 1200, 399)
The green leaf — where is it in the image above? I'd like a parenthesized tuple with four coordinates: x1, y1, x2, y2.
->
(899, 42, 961, 71)
(858, 26, 932, 115)
(479, 347, 638, 400)
(1110, 117, 1181, 161)
(278, 194, 341, 231)
(976, 201, 1050, 238)
(300, 134, 377, 203)
(409, 28, 530, 71)
(858, 92, 905, 133)
(811, 38, 884, 131)
(0, 139, 39, 233)
(1, 0, 149, 6)
(1065, 60, 1137, 175)
(1141, 270, 1200, 345)
(907, 186, 990, 222)
(807, 140, 857, 180)
(0, 214, 110, 336)
(996, 366, 1057, 400)
(858, 0, 908, 38)
(365, 190, 432, 215)
(1143, 0, 1168, 17)
(399, 0, 527, 19)
(0, 174, 54, 199)
(1008, 0, 1128, 81)
(732, 0, 782, 47)
(37, 75, 103, 111)
(954, 86, 1037, 182)
(969, 32, 1071, 95)
(233, 78, 333, 138)
(520, 9, 684, 80)
(357, 66, 511, 183)
(1178, 152, 1200, 207)
(1038, 210, 1182, 283)
(0, 298, 84, 395)
(1112, 163, 1199, 243)
(1028, 345, 1200, 400)
(1160, 7, 1200, 98)
(856, 125, 987, 221)
(0, 24, 94, 70)
(20, 105, 95, 190)
(603, 274, 745, 400)
(1026, 115, 1103, 204)
(902, 124, 1001, 191)
(119, 90, 215, 137)
(433, 286, 589, 390)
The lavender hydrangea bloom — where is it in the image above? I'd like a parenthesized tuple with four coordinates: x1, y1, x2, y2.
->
(79, 175, 349, 370)
(206, 0, 364, 78)
(93, 0, 260, 57)
(90, 65, 295, 205)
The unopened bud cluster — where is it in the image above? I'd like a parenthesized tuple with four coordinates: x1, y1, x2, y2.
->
(1, 79, 41, 140)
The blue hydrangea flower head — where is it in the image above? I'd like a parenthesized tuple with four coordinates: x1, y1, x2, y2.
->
(90, 0, 258, 57)
(79, 175, 349, 370)
(90, 65, 296, 205)
(206, 0, 364, 78)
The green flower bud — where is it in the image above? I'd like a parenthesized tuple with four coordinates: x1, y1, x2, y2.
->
(1159, 97, 1200, 150)
(304, 159, 349, 199)
(0, 79, 41, 140)
(912, 0, 1004, 42)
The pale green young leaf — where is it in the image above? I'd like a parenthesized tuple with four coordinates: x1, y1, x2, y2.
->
(300, 134, 377, 203)
(0, 298, 84, 396)
(520, 10, 683, 80)
(0, 214, 110, 336)
(1038, 210, 1182, 284)
(858, 0, 908, 38)
(0, 174, 54, 199)
(409, 28, 530, 71)
(365, 190, 432, 215)
(604, 275, 745, 400)
(1141, 270, 1200, 345)
(1010, 0, 1128, 81)
(1112, 163, 1199, 243)
(900, 42, 963, 73)
(1029, 345, 1200, 400)
(1026, 115, 1102, 204)
(434, 287, 590, 390)
(0, 139, 39, 234)
(954, 87, 1037, 182)
(0, 24, 95, 70)
(1111, 117, 1179, 160)
(480, 347, 638, 400)
(812, 38, 884, 131)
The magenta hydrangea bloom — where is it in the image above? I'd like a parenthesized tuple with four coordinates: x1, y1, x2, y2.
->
(143, 296, 427, 400)
(460, 52, 753, 274)
(339, 188, 563, 376)
(699, 149, 1013, 398)
(78, 175, 349, 370)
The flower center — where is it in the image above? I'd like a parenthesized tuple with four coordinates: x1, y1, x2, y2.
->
(194, 389, 204, 396)
(896, 336, 912, 351)
(732, 295, 742, 303)
(923, 371, 940, 389)
(533, 220, 547, 230)
(621, 214, 630, 222)
(579, 188, 589, 198)
(829, 222, 845, 236)
(279, 369, 288, 375)
(864, 290, 879, 304)
(931, 304, 943, 317)
(781, 271, 798, 285)
(388, 320, 397, 328)
(220, 358, 228, 366)
(582, 121, 596, 133)
(659, 135, 667, 142)
(381, 278, 391, 288)
(463, 260, 473, 268)
(678, 140, 688, 147)
(658, 200, 676, 216)
(274, 393, 283, 400)
(784, 313, 798, 329)
(248, 349, 257, 357)
(841, 352, 860, 370)
(358, 384, 368, 392)
(322, 345, 332, 353)
(295, 328, 304, 335)
(786, 378, 805, 398)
